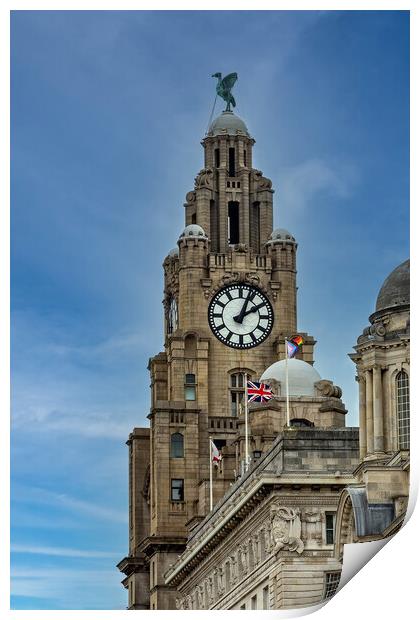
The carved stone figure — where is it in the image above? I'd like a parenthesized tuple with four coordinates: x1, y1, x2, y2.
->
(230, 554, 238, 585)
(303, 509, 322, 542)
(314, 380, 342, 398)
(252, 169, 272, 190)
(270, 505, 304, 554)
(185, 190, 196, 204)
(216, 566, 225, 596)
(251, 533, 260, 566)
(194, 168, 214, 189)
(196, 584, 204, 609)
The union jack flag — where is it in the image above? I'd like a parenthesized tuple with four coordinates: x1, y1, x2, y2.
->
(246, 381, 274, 403)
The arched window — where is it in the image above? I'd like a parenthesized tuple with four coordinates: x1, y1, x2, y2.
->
(290, 418, 314, 428)
(397, 370, 410, 449)
(170, 433, 184, 458)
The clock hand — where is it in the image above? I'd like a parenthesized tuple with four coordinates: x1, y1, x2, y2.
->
(233, 290, 253, 323)
(241, 302, 266, 318)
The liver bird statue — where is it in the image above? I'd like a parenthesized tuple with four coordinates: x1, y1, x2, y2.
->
(212, 72, 238, 111)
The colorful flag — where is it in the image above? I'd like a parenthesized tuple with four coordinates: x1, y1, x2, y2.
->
(286, 335, 304, 358)
(210, 439, 222, 466)
(247, 381, 274, 403)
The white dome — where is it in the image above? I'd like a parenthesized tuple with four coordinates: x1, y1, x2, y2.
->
(208, 111, 249, 136)
(167, 247, 179, 258)
(260, 358, 321, 397)
(179, 224, 207, 239)
(267, 228, 296, 244)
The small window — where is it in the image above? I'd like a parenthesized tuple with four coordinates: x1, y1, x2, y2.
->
(325, 512, 335, 544)
(290, 418, 314, 428)
(230, 372, 249, 416)
(215, 148, 220, 168)
(324, 572, 340, 599)
(171, 478, 184, 501)
(263, 585, 269, 610)
(229, 147, 235, 176)
(397, 370, 409, 449)
(227, 181, 231, 188)
(191, 213, 197, 224)
(243, 149, 247, 167)
(251, 595, 257, 610)
(185, 374, 196, 401)
(170, 433, 184, 458)
(237, 181, 240, 188)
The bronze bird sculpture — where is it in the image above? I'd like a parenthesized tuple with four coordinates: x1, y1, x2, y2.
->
(212, 72, 238, 111)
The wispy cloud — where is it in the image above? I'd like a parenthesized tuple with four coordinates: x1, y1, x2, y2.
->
(278, 158, 359, 213)
(13, 486, 128, 525)
(11, 544, 120, 559)
(11, 567, 126, 608)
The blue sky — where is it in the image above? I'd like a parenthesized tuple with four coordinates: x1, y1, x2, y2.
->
(11, 10, 409, 610)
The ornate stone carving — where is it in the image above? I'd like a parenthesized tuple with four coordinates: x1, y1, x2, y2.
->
(230, 553, 238, 585)
(196, 584, 204, 609)
(302, 509, 322, 542)
(245, 272, 260, 287)
(219, 272, 240, 287)
(185, 190, 196, 203)
(314, 380, 342, 398)
(194, 168, 214, 189)
(216, 566, 225, 596)
(394, 495, 408, 518)
(252, 169, 272, 190)
(270, 505, 304, 554)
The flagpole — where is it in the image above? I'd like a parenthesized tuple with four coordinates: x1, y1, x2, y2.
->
(244, 372, 249, 470)
(285, 337, 290, 428)
(209, 436, 213, 511)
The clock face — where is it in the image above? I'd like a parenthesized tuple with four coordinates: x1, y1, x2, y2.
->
(208, 284, 274, 349)
(167, 296, 178, 334)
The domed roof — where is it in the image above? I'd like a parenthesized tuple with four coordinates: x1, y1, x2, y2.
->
(208, 111, 249, 136)
(260, 358, 321, 397)
(375, 259, 410, 313)
(179, 224, 207, 239)
(267, 228, 296, 244)
(167, 247, 179, 258)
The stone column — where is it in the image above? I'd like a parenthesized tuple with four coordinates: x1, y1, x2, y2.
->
(373, 366, 384, 453)
(357, 374, 367, 459)
(365, 369, 373, 455)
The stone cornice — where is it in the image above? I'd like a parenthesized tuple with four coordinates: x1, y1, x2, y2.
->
(164, 475, 355, 586)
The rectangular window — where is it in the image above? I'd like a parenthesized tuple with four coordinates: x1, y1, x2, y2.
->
(324, 572, 341, 599)
(325, 512, 335, 545)
(228, 201, 239, 244)
(263, 585, 269, 610)
(185, 374, 196, 401)
(215, 148, 220, 168)
(251, 595, 257, 610)
(171, 478, 184, 501)
(243, 149, 247, 167)
(229, 147, 236, 176)
(210, 199, 219, 253)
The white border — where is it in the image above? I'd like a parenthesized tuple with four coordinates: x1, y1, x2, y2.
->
(2, 2, 417, 619)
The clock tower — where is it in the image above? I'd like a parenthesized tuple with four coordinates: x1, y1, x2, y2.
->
(118, 106, 316, 610)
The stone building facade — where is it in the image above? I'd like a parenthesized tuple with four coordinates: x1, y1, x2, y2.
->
(335, 260, 410, 554)
(117, 105, 409, 610)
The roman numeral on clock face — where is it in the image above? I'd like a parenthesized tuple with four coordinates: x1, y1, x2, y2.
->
(208, 284, 274, 349)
